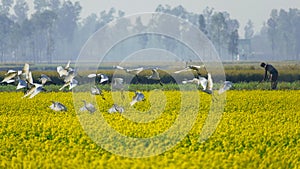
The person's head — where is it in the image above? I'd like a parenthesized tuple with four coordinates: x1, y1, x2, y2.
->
(260, 62, 266, 68)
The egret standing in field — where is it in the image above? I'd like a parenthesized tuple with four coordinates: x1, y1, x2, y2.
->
(80, 100, 96, 113)
(49, 101, 67, 111)
(108, 104, 125, 113)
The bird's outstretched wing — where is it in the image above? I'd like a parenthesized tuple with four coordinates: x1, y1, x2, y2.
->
(87, 73, 97, 78)
(174, 67, 190, 74)
(16, 79, 27, 90)
(115, 65, 125, 70)
(99, 74, 109, 84)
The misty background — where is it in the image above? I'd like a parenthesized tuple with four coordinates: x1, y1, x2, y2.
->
(0, 0, 300, 63)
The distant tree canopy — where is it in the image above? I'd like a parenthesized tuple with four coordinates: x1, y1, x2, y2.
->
(0, 1, 299, 62)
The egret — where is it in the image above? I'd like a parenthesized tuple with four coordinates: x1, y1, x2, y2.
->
(80, 100, 96, 113)
(182, 78, 202, 86)
(19, 63, 30, 81)
(218, 81, 233, 94)
(182, 73, 213, 94)
(1, 71, 19, 83)
(63, 70, 76, 83)
(91, 85, 101, 95)
(147, 68, 163, 86)
(59, 70, 78, 91)
(39, 74, 52, 85)
(1, 63, 29, 84)
(57, 60, 72, 77)
(16, 79, 28, 90)
(59, 78, 78, 91)
(174, 64, 205, 75)
(108, 104, 124, 113)
(115, 65, 143, 83)
(130, 91, 145, 106)
(112, 78, 124, 90)
(199, 73, 213, 94)
(90, 86, 105, 100)
(115, 65, 144, 75)
(49, 101, 67, 111)
(88, 73, 109, 84)
(16, 71, 33, 90)
(23, 83, 45, 98)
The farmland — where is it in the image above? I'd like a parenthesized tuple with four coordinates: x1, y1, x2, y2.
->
(0, 61, 299, 168)
(0, 90, 299, 168)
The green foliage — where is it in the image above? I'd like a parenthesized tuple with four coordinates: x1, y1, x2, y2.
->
(0, 62, 299, 92)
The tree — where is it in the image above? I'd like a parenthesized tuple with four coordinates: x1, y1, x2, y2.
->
(33, 0, 48, 13)
(98, 8, 117, 28)
(31, 10, 57, 63)
(267, 18, 277, 56)
(0, 14, 14, 62)
(244, 20, 254, 39)
(19, 18, 35, 61)
(293, 13, 300, 59)
(48, 0, 61, 12)
(267, 9, 280, 57)
(202, 7, 214, 28)
(228, 29, 239, 60)
(56, 1, 81, 42)
(54, 1, 81, 59)
(209, 12, 228, 57)
(198, 14, 208, 36)
(13, 0, 29, 24)
(134, 16, 148, 48)
(0, 0, 13, 16)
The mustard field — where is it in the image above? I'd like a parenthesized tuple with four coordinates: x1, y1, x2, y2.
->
(0, 90, 299, 168)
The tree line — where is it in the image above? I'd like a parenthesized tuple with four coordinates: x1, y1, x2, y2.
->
(0, 0, 300, 63)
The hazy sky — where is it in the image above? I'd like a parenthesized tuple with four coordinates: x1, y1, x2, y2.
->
(26, 0, 300, 37)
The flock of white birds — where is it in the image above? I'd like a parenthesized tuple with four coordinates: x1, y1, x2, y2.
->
(0, 61, 232, 114)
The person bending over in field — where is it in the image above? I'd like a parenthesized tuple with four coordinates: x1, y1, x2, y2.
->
(260, 62, 278, 90)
